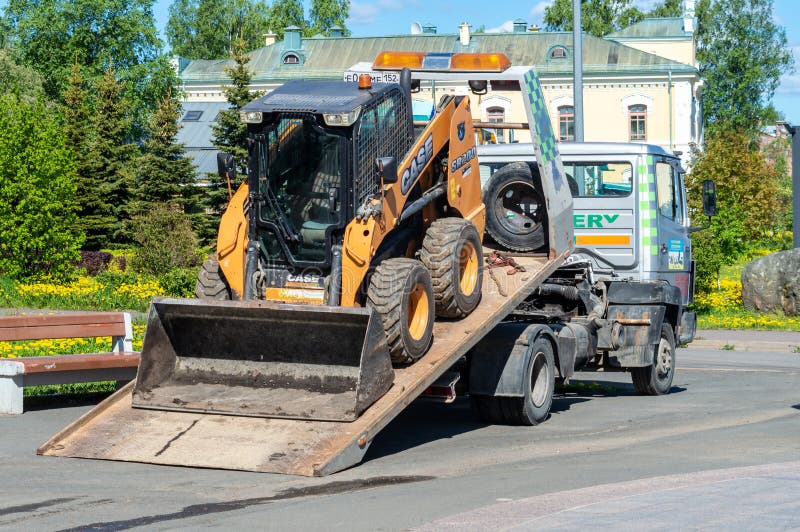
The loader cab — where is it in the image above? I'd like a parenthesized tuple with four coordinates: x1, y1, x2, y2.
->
(239, 81, 412, 270)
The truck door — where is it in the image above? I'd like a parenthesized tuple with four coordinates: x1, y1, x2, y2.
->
(654, 158, 692, 305)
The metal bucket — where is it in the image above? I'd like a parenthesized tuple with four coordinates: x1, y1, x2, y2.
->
(131, 298, 394, 422)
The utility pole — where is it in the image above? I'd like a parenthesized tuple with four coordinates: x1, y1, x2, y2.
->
(785, 123, 800, 248)
(572, 0, 584, 142)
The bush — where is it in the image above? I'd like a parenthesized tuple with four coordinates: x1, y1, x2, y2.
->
(129, 204, 200, 276)
(77, 251, 113, 275)
(158, 268, 198, 297)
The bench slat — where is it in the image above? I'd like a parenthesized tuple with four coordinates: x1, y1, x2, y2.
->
(18, 352, 140, 374)
(0, 313, 127, 342)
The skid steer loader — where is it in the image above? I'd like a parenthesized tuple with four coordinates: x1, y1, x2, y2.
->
(133, 60, 491, 422)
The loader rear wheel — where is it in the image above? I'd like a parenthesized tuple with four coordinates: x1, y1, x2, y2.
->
(195, 254, 231, 301)
(367, 258, 434, 365)
(483, 162, 546, 252)
(420, 218, 483, 318)
(631, 323, 675, 395)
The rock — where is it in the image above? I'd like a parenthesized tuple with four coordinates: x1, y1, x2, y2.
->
(741, 249, 800, 316)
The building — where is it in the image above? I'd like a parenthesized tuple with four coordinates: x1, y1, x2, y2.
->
(177, 4, 701, 172)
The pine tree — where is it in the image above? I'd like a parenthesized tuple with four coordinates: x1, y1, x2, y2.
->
(199, 38, 262, 243)
(84, 62, 137, 248)
(135, 93, 198, 211)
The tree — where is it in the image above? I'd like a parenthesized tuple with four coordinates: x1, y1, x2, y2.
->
(0, 94, 83, 281)
(134, 93, 198, 212)
(686, 129, 782, 289)
(648, 0, 683, 17)
(308, 0, 349, 36)
(695, 0, 794, 133)
(267, 0, 306, 39)
(544, 0, 645, 36)
(0, 49, 48, 104)
(129, 204, 200, 276)
(2, 0, 160, 98)
(166, 0, 271, 59)
(81, 64, 137, 249)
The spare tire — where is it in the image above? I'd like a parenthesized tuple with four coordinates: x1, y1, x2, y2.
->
(483, 162, 547, 252)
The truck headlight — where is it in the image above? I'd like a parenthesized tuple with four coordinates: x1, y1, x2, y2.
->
(241, 111, 263, 123)
(324, 107, 361, 127)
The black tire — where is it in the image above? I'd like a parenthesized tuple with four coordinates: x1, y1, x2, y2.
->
(367, 258, 435, 365)
(471, 336, 555, 425)
(483, 162, 547, 252)
(631, 323, 676, 395)
(420, 218, 483, 318)
(195, 254, 231, 300)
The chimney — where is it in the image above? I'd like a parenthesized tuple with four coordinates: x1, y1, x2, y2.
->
(284, 25, 302, 49)
(513, 19, 527, 33)
(528, 25, 540, 32)
(422, 23, 437, 34)
(263, 31, 277, 46)
(683, 0, 696, 33)
(459, 22, 471, 46)
(329, 25, 345, 38)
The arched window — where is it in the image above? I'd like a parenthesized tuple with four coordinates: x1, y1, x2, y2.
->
(487, 106, 506, 143)
(548, 46, 569, 60)
(558, 105, 575, 141)
(283, 53, 300, 65)
(629, 104, 647, 141)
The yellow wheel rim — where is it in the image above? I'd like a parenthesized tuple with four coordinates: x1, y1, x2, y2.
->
(407, 282, 429, 341)
(459, 241, 479, 297)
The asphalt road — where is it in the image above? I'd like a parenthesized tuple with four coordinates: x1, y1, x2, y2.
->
(1, 343, 799, 531)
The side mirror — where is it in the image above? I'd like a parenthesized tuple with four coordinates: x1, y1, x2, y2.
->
(217, 152, 236, 181)
(702, 179, 717, 217)
(375, 157, 398, 185)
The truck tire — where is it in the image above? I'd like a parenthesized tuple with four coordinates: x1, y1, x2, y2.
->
(631, 323, 676, 395)
(483, 162, 546, 252)
(367, 258, 435, 365)
(420, 218, 483, 318)
(471, 336, 555, 425)
(195, 254, 231, 300)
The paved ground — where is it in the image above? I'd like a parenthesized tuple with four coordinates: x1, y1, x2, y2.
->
(0, 338, 798, 530)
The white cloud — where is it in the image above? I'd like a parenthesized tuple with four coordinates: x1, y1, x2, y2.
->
(486, 20, 515, 33)
(348, 0, 408, 26)
(530, 1, 551, 22)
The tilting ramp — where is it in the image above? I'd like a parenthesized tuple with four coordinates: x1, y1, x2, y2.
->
(39, 252, 562, 476)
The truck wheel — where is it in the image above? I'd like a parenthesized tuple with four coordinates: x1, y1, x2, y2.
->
(368, 258, 435, 365)
(631, 323, 676, 395)
(420, 218, 483, 318)
(471, 336, 555, 425)
(195, 254, 231, 300)
(483, 162, 546, 252)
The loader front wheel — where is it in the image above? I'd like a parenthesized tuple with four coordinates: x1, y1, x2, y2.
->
(368, 258, 434, 365)
(420, 218, 483, 318)
(195, 254, 231, 301)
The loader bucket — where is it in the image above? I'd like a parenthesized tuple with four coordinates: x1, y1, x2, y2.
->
(131, 297, 394, 422)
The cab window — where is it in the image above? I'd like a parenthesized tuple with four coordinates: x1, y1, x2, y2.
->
(656, 162, 684, 223)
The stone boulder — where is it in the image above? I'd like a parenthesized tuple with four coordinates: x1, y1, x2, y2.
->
(741, 249, 800, 315)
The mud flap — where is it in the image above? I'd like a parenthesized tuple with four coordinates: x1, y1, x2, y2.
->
(132, 298, 394, 422)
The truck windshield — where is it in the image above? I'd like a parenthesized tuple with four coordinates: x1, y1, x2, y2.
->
(255, 114, 346, 263)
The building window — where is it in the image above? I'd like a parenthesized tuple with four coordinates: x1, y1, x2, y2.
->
(182, 110, 203, 122)
(548, 46, 569, 60)
(558, 105, 574, 141)
(629, 104, 647, 141)
(283, 53, 300, 65)
(487, 107, 505, 143)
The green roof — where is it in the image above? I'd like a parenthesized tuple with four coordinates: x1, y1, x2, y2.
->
(180, 31, 696, 83)
(605, 18, 693, 39)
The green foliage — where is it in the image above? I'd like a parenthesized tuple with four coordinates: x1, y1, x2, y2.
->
(544, 0, 645, 36)
(686, 129, 782, 290)
(0, 94, 83, 281)
(647, 0, 683, 17)
(81, 64, 137, 248)
(157, 268, 198, 297)
(696, 0, 794, 133)
(267, 0, 306, 39)
(0, 48, 48, 104)
(166, 0, 271, 59)
(129, 204, 200, 276)
(2, 0, 176, 137)
(134, 93, 199, 213)
(308, 0, 349, 36)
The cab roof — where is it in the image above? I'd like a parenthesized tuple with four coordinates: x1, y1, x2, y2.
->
(242, 80, 400, 115)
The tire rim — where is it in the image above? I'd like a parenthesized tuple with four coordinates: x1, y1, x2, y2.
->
(655, 338, 673, 379)
(493, 180, 543, 236)
(407, 282, 430, 341)
(530, 350, 551, 408)
(459, 241, 479, 297)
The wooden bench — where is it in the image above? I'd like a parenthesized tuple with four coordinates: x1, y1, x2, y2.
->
(0, 312, 139, 414)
